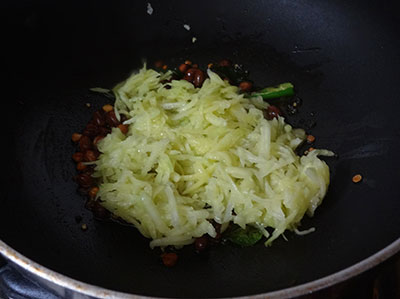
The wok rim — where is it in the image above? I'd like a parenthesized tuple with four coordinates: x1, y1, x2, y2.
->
(0, 238, 399, 298)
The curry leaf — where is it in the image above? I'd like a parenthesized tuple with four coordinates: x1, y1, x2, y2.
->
(225, 225, 263, 247)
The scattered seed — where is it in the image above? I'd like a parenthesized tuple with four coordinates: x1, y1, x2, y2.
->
(293, 97, 303, 106)
(81, 223, 88, 231)
(146, 2, 153, 15)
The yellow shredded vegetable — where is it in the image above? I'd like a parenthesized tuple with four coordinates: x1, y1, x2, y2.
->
(93, 66, 332, 248)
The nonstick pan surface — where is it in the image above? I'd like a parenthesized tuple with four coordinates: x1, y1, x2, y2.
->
(1, 0, 400, 297)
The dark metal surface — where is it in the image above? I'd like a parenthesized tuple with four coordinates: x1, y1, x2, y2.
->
(1, 0, 400, 298)
(0, 250, 399, 299)
(0, 265, 61, 299)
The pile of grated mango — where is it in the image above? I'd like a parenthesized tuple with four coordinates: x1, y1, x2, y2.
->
(93, 66, 332, 248)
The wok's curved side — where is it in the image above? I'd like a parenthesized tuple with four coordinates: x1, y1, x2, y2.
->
(1, 239, 399, 298)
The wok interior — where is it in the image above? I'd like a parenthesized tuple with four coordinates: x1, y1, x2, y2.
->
(1, 0, 400, 297)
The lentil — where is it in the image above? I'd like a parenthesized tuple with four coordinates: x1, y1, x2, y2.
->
(92, 111, 106, 127)
(194, 236, 209, 252)
(192, 70, 205, 88)
(178, 63, 189, 73)
(93, 135, 104, 145)
(264, 105, 282, 120)
(79, 135, 92, 151)
(84, 150, 97, 162)
(161, 252, 178, 267)
(72, 152, 84, 162)
(239, 81, 253, 92)
(83, 123, 98, 137)
(88, 187, 99, 199)
(76, 173, 93, 188)
(102, 104, 114, 113)
(154, 60, 163, 68)
(306, 135, 316, 143)
(105, 110, 120, 127)
(92, 201, 110, 220)
(71, 133, 82, 142)
(118, 124, 129, 134)
(219, 59, 231, 67)
(352, 174, 363, 183)
(76, 162, 87, 171)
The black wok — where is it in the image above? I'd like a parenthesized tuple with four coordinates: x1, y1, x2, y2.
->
(1, 0, 400, 298)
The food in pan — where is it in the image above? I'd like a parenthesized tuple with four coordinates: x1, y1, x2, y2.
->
(72, 60, 333, 258)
